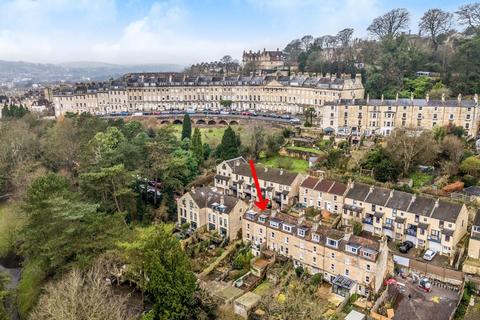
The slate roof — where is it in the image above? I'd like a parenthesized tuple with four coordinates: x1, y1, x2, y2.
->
(315, 179, 335, 193)
(345, 183, 371, 201)
(301, 176, 319, 189)
(189, 187, 239, 214)
(329, 182, 348, 196)
(365, 187, 391, 206)
(385, 190, 414, 211)
(474, 210, 480, 227)
(231, 162, 299, 186)
(430, 200, 463, 223)
(407, 196, 436, 217)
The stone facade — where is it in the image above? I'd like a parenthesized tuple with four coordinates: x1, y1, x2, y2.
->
(176, 186, 248, 239)
(52, 73, 364, 117)
(243, 209, 389, 296)
(341, 182, 468, 257)
(214, 157, 303, 210)
(320, 94, 480, 137)
(242, 48, 286, 70)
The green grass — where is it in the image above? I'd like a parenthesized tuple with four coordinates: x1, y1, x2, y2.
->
(410, 172, 434, 188)
(0, 203, 24, 258)
(16, 258, 47, 318)
(253, 280, 272, 296)
(286, 146, 324, 155)
(171, 125, 237, 147)
(259, 155, 309, 173)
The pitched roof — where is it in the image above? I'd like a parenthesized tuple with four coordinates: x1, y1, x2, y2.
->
(314, 179, 335, 193)
(301, 176, 320, 189)
(329, 181, 348, 196)
(365, 187, 391, 206)
(430, 200, 463, 223)
(407, 196, 436, 217)
(474, 210, 480, 226)
(385, 190, 414, 211)
(189, 187, 240, 214)
(231, 162, 299, 186)
(345, 183, 371, 201)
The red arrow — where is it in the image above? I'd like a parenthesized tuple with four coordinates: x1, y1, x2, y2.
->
(249, 159, 269, 211)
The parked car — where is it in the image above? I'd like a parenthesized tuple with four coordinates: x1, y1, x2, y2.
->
(422, 249, 437, 261)
(399, 241, 414, 253)
(290, 117, 301, 123)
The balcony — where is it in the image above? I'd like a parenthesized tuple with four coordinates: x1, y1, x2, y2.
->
(405, 228, 417, 237)
(383, 223, 394, 231)
(363, 216, 373, 225)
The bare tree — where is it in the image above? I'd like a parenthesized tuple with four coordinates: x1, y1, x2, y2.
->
(441, 135, 464, 175)
(419, 9, 453, 50)
(367, 8, 410, 39)
(29, 264, 137, 320)
(337, 28, 354, 47)
(456, 3, 480, 32)
(323, 35, 338, 49)
(301, 35, 314, 51)
(385, 129, 439, 176)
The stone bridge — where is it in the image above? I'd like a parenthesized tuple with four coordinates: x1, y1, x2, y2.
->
(127, 113, 299, 126)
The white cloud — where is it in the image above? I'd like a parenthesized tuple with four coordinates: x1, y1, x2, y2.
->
(0, 0, 418, 65)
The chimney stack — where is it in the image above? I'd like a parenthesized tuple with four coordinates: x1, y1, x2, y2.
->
(426, 93, 429, 102)
(280, 168, 284, 175)
(381, 94, 384, 103)
(264, 167, 268, 172)
(458, 93, 462, 103)
(366, 93, 370, 104)
(220, 195, 224, 205)
(474, 93, 478, 104)
(442, 93, 446, 102)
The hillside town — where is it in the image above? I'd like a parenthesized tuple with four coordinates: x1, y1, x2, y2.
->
(2, 2, 480, 320)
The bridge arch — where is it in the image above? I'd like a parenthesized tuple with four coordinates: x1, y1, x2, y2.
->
(172, 119, 183, 125)
(196, 119, 206, 125)
(229, 120, 239, 126)
(207, 120, 216, 125)
(218, 120, 228, 125)
(160, 119, 171, 125)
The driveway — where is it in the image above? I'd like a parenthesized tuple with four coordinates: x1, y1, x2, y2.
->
(390, 277, 460, 320)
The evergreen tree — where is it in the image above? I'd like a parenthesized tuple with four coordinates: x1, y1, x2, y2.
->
(191, 128, 204, 161)
(181, 114, 192, 140)
(216, 126, 240, 160)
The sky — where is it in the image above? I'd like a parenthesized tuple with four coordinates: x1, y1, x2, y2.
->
(0, 0, 473, 65)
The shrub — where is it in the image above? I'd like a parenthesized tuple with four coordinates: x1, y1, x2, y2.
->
(311, 273, 323, 286)
(295, 266, 304, 278)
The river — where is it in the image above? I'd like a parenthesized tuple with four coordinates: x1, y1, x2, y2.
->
(0, 253, 21, 320)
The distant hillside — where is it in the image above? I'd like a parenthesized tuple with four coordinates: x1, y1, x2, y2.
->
(0, 60, 184, 84)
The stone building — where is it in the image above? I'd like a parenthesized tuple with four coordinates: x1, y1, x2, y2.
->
(342, 182, 468, 257)
(176, 186, 248, 239)
(52, 72, 364, 117)
(214, 157, 303, 210)
(243, 209, 389, 296)
(242, 48, 286, 71)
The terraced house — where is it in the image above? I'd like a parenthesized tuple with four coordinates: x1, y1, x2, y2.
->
(320, 94, 479, 137)
(299, 176, 348, 214)
(342, 182, 468, 257)
(53, 72, 364, 117)
(214, 157, 303, 210)
(467, 212, 480, 260)
(243, 209, 389, 297)
(177, 186, 248, 239)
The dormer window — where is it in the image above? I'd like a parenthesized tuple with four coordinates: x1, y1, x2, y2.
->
(312, 234, 320, 242)
(283, 224, 292, 233)
(346, 245, 359, 255)
(270, 221, 280, 229)
(326, 238, 338, 248)
(297, 229, 306, 237)
(259, 216, 266, 223)
(474, 226, 480, 232)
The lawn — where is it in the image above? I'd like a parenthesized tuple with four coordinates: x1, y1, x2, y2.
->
(410, 172, 434, 188)
(259, 155, 309, 173)
(285, 146, 324, 155)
